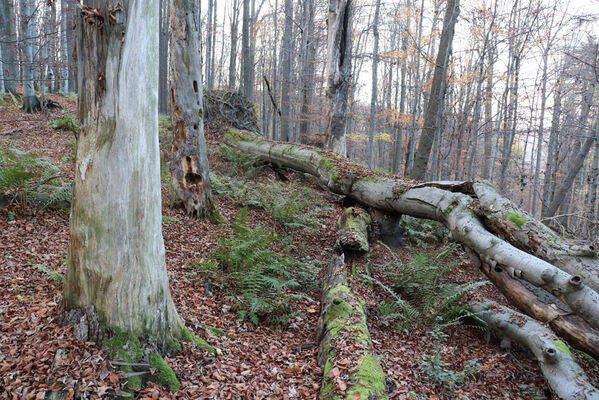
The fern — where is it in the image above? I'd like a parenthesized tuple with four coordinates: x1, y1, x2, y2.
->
(372, 244, 486, 330)
(35, 264, 65, 283)
(0, 146, 71, 208)
(214, 208, 314, 324)
(48, 111, 78, 134)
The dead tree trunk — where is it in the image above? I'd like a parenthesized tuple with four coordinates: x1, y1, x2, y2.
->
(168, 0, 214, 217)
(324, 0, 352, 156)
(471, 301, 599, 400)
(317, 255, 388, 400)
(222, 131, 599, 333)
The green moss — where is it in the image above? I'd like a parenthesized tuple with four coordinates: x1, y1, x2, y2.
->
(393, 187, 407, 197)
(346, 355, 388, 399)
(552, 339, 572, 357)
(226, 128, 256, 143)
(506, 210, 527, 228)
(180, 326, 217, 354)
(201, 323, 228, 337)
(149, 352, 180, 393)
(165, 336, 183, 354)
(103, 328, 144, 390)
(355, 175, 379, 183)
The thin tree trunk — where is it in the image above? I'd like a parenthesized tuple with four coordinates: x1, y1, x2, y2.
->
(65, 0, 182, 342)
(240, 0, 252, 100)
(228, 0, 240, 90)
(324, 0, 352, 156)
(20, 0, 40, 112)
(279, 0, 293, 142)
(410, 0, 459, 180)
(544, 115, 599, 220)
(367, 0, 381, 170)
(0, 0, 18, 94)
(299, 0, 315, 140)
(158, 0, 170, 114)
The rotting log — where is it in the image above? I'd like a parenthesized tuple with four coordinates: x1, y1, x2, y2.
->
(472, 301, 599, 400)
(317, 255, 388, 400)
(335, 207, 372, 255)
(468, 249, 599, 360)
(222, 130, 599, 331)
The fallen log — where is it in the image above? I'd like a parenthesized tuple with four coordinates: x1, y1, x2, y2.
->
(472, 182, 599, 293)
(471, 301, 599, 400)
(335, 207, 372, 255)
(469, 250, 599, 360)
(317, 255, 388, 400)
(222, 130, 599, 331)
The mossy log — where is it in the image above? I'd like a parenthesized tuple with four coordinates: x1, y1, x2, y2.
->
(317, 255, 388, 400)
(336, 207, 372, 255)
(223, 131, 599, 332)
(471, 301, 599, 400)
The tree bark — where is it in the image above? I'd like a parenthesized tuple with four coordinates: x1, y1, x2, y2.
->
(0, 0, 18, 94)
(324, 0, 352, 157)
(20, 0, 40, 112)
(410, 0, 459, 180)
(298, 0, 315, 140)
(228, 0, 240, 90)
(471, 301, 599, 400)
(168, 0, 214, 217)
(59, 0, 69, 94)
(279, 0, 293, 142)
(474, 260, 599, 360)
(335, 207, 372, 255)
(223, 131, 599, 332)
(367, 0, 381, 170)
(64, 0, 182, 343)
(158, 0, 169, 114)
(317, 255, 388, 400)
(240, 0, 252, 100)
(544, 115, 598, 219)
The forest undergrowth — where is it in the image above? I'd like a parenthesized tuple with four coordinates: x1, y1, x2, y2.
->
(1, 92, 598, 399)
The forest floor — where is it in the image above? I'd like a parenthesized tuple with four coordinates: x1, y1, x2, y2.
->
(1, 92, 598, 399)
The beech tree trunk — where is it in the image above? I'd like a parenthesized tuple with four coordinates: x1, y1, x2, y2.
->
(410, 0, 459, 180)
(0, 0, 18, 94)
(60, 0, 69, 94)
(64, 0, 182, 343)
(317, 255, 388, 400)
(158, 0, 169, 114)
(20, 0, 40, 112)
(279, 0, 293, 142)
(223, 131, 599, 333)
(168, 0, 214, 217)
(324, 0, 352, 156)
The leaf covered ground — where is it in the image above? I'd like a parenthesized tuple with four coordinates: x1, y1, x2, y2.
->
(1, 93, 598, 399)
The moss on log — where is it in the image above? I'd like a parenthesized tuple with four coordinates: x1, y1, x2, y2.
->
(317, 255, 388, 400)
(336, 207, 372, 255)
